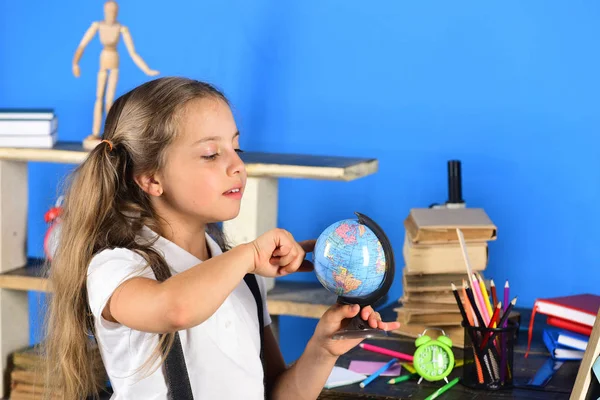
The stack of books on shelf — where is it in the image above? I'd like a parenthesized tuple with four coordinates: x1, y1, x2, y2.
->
(9, 343, 106, 400)
(0, 108, 58, 149)
(392, 207, 497, 348)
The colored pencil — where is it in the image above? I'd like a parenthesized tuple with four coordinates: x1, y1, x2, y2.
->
(359, 358, 398, 388)
(497, 297, 517, 328)
(472, 274, 490, 324)
(503, 280, 510, 323)
(388, 372, 418, 384)
(480, 302, 502, 350)
(424, 377, 460, 400)
(460, 281, 484, 383)
(359, 343, 414, 362)
(461, 281, 474, 326)
(464, 282, 496, 382)
(490, 279, 498, 307)
(479, 276, 494, 320)
(451, 283, 470, 326)
(487, 297, 518, 346)
(500, 280, 510, 382)
(401, 363, 416, 374)
(465, 283, 486, 328)
(456, 229, 477, 294)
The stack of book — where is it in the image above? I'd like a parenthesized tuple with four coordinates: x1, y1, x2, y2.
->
(0, 108, 58, 149)
(527, 293, 600, 359)
(392, 207, 497, 348)
(9, 343, 106, 400)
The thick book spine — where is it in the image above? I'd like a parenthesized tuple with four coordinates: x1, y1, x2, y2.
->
(547, 316, 592, 337)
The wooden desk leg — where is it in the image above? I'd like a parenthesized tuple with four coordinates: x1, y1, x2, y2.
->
(222, 177, 279, 339)
(0, 160, 29, 397)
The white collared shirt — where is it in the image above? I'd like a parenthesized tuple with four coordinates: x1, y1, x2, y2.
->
(87, 227, 271, 400)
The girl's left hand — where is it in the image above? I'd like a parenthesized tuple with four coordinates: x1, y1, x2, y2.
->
(310, 303, 401, 358)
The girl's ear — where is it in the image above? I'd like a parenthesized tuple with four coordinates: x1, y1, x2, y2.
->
(134, 173, 163, 197)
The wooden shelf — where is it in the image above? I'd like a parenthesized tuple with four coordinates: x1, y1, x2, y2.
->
(0, 142, 378, 181)
(0, 260, 336, 318)
(0, 259, 49, 293)
(267, 280, 337, 318)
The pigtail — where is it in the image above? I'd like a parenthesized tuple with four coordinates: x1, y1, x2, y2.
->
(44, 142, 124, 400)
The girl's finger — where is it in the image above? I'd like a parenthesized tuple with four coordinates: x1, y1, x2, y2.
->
(361, 306, 374, 321)
(368, 311, 380, 328)
(324, 304, 360, 324)
(383, 321, 401, 331)
(277, 247, 298, 267)
(272, 245, 290, 257)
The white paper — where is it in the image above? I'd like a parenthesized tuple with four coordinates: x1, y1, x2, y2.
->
(324, 366, 367, 389)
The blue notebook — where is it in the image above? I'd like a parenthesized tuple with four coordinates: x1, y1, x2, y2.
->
(543, 329, 585, 361)
(555, 330, 588, 352)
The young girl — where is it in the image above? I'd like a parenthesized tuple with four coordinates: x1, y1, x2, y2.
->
(45, 77, 400, 400)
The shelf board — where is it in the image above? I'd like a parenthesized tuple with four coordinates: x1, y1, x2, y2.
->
(267, 280, 337, 319)
(0, 259, 49, 293)
(0, 142, 378, 181)
(0, 260, 336, 318)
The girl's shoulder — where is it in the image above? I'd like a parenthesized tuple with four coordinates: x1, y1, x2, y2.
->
(88, 247, 147, 271)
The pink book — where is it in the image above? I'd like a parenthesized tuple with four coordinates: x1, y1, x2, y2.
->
(348, 360, 401, 377)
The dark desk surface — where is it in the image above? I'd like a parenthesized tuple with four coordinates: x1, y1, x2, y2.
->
(318, 306, 576, 400)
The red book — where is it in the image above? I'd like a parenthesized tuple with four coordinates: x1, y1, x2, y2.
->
(525, 294, 600, 357)
(546, 316, 593, 337)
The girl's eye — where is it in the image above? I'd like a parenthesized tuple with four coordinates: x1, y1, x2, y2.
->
(202, 153, 219, 160)
(235, 148, 244, 154)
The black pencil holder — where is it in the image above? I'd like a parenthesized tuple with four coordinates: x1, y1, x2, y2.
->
(461, 320, 519, 390)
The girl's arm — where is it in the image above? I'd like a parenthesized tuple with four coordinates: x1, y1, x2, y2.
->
(104, 229, 307, 333)
(105, 244, 254, 333)
(267, 304, 400, 400)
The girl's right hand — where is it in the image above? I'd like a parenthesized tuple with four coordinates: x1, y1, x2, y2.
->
(248, 228, 315, 277)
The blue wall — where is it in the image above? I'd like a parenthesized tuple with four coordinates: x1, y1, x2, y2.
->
(1, 1, 599, 363)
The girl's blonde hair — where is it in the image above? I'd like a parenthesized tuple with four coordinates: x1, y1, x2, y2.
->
(44, 77, 231, 399)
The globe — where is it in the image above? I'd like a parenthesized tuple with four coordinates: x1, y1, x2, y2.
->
(314, 220, 386, 298)
(313, 212, 395, 339)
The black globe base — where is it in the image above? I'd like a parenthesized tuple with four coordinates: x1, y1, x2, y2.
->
(331, 314, 390, 340)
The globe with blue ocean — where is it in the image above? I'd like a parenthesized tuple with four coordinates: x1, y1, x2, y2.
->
(313, 218, 387, 299)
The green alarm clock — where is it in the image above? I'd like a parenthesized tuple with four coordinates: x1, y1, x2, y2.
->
(413, 328, 455, 384)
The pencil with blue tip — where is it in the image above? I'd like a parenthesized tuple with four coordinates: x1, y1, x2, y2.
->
(359, 358, 398, 388)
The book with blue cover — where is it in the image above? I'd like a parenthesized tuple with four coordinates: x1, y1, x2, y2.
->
(543, 329, 585, 361)
(555, 330, 588, 352)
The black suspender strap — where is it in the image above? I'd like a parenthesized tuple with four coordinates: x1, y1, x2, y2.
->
(162, 332, 194, 400)
(243, 274, 265, 364)
(152, 267, 195, 400)
(153, 267, 266, 400)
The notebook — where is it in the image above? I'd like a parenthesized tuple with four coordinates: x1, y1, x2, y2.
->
(543, 329, 585, 361)
(526, 294, 600, 356)
(348, 360, 401, 377)
(556, 330, 589, 352)
(324, 366, 366, 389)
(547, 315, 593, 337)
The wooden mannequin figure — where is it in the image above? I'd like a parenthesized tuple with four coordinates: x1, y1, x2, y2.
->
(72, 1, 159, 150)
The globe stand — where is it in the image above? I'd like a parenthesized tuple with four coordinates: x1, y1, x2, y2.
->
(329, 212, 396, 341)
(331, 310, 390, 340)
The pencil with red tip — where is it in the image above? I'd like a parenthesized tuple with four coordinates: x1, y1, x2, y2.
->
(480, 302, 502, 350)
(488, 297, 518, 345)
(490, 279, 498, 308)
